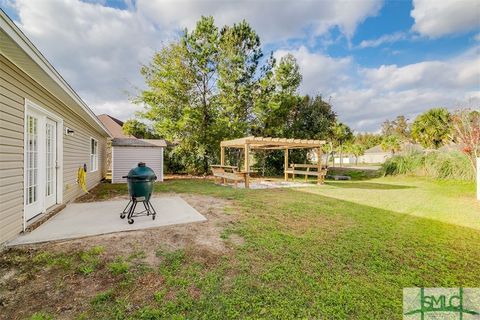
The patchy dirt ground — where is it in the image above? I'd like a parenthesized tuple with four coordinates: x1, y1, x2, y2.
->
(0, 193, 241, 320)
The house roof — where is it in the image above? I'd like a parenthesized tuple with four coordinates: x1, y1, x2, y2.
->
(111, 138, 165, 147)
(97, 114, 132, 138)
(365, 142, 425, 154)
(0, 10, 111, 138)
(364, 145, 387, 154)
(402, 143, 424, 153)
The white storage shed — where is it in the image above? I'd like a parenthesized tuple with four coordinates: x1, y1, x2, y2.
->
(111, 138, 166, 183)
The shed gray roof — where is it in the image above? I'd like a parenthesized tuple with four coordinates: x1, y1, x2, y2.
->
(112, 138, 165, 147)
(140, 139, 167, 147)
(364, 145, 386, 154)
(365, 142, 425, 154)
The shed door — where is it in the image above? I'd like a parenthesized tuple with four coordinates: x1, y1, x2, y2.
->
(25, 111, 58, 221)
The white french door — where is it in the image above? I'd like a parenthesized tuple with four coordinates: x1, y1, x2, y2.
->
(25, 108, 59, 221)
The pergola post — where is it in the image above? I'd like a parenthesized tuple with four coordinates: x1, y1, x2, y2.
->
(316, 147, 323, 184)
(284, 148, 289, 181)
(220, 146, 225, 184)
(244, 144, 250, 188)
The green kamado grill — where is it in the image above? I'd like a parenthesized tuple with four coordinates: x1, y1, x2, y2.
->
(120, 162, 157, 224)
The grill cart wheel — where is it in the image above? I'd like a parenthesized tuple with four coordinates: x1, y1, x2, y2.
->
(121, 162, 158, 224)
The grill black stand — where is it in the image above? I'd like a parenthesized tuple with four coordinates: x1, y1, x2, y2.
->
(120, 196, 157, 224)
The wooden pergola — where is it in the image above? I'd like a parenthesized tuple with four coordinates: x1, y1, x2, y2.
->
(220, 136, 326, 188)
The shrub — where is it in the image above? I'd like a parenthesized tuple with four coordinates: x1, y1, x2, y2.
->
(77, 246, 104, 275)
(108, 258, 130, 275)
(29, 312, 53, 320)
(90, 289, 114, 305)
(382, 151, 475, 181)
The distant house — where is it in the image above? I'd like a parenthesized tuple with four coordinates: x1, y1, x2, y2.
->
(333, 156, 356, 165)
(358, 145, 391, 164)
(358, 142, 425, 164)
(0, 11, 111, 244)
(401, 143, 424, 154)
(97, 114, 132, 139)
(97, 114, 166, 183)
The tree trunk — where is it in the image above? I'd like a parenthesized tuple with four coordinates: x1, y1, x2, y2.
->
(339, 145, 343, 167)
(203, 153, 209, 175)
(201, 74, 209, 174)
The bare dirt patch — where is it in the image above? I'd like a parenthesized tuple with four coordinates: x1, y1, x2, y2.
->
(0, 193, 242, 320)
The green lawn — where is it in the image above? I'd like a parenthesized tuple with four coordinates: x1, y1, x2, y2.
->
(2, 177, 480, 319)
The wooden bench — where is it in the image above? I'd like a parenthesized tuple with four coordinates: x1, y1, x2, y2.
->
(284, 164, 328, 184)
(211, 165, 249, 188)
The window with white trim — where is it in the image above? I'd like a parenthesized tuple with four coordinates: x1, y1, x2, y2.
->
(90, 138, 98, 172)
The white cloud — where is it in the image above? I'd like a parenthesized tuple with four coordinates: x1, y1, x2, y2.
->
(7, 0, 382, 123)
(358, 32, 407, 48)
(12, 0, 164, 113)
(276, 46, 480, 131)
(136, 0, 382, 42)
(274, 46, 353, 95)
(411, 0, 480, 37)
(6, 0, 478, 132)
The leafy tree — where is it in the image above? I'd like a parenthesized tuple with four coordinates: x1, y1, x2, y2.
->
(217, 20, 263, 139)
(182, 16, 221, 173)
(355, 133, 382, 150)
(122, 119, 158, 139)
(136, 41, 203, 172)
(331, 122, 353, 167)
(345, 143, 366, 165)
(253, 54, 302, 137)
(381, 115, 410, 140)
(381, 119, 396, 137)
(381, 135, 402, 155)
(322, 142, 334, 167)
(136, 16, 337, 174)
(287, 95, 336, 140)
(451, 108, 480, 173)
(412, 108, 452, 149)
(137, 16, 265, 174)
(394, 115, 410, 140)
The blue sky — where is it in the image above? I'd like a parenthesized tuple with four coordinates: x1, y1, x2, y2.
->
(1, 0, 479, 132)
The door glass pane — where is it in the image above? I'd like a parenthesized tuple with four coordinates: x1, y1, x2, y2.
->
(45, 121, 55, 197)
(26, 115, 38, 205)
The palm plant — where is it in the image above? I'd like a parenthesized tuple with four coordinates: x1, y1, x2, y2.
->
(411, 108, 452, 149)
(349, 144, 366, 165)
(381, 135, 401, 155)
(322, 142, 334, 167)
(332, 122, 353, 167)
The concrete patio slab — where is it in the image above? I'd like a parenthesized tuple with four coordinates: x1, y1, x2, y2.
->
(8, 196, 207, 246)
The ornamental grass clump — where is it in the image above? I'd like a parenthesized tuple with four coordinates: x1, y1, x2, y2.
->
(382, 151, 474, 181)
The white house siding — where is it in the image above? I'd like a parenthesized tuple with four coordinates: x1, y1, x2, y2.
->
(358, 153, 391, 164)
(333, 157, 356, 165)
(0, 54, 107, 245)
(112, 146, 164, 183)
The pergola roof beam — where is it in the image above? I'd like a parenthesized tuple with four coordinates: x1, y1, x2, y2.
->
(220, 136, 326, 149)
